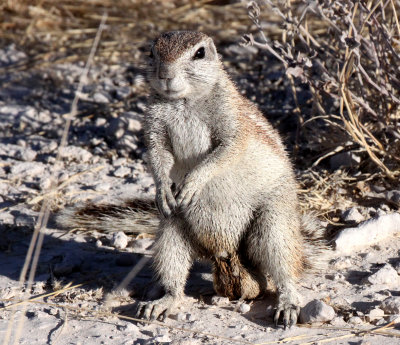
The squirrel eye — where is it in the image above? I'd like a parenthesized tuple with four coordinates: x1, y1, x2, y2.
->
(193, 47, 205, 60)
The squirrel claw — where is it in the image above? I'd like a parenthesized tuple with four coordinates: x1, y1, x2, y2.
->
(135, 295, 176, 322)
(274, 305, 299, 329)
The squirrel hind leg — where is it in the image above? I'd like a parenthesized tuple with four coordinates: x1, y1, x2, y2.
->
(212, 252, 265, 300)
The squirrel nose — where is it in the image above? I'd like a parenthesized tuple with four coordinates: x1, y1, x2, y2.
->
(158, 64, 176, 80)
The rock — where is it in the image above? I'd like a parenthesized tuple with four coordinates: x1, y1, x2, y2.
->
(385, 190, 400, 205)
(14, 213, 36, 227)
(299, 300, 335, 323)
(131, 238, 154, 253)
(11, 162, 45, 177)
(366, 308, 385, 323)
(330, 151, 361, 170)
(106, 117, 128, 139)
(113, 166, 131, 178)
(0, 212, 14, 225)
(335, 213, 400, 254)
(342, 207, 365, 223)
(348, 316, 363, 325)
(112, 232, 128, 249)
(211, 296, 230, 306)
(16, 147, 37, 162)
(380, 297, 400, 314)
(366, 264, 399, 287)
(59, 146, 92, 163)
(93, 91, 111, 103)
(239, 303, 251, 313)
(330, 316, 347, 326)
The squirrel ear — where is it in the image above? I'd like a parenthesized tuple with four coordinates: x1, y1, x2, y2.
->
(206, 38, 218, 59)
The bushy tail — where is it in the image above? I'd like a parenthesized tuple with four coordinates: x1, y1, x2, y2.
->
(300, 213, 331, 272)
(56, 198, 160, 234)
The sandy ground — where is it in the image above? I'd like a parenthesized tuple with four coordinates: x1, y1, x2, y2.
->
(0, 39, 400, 345)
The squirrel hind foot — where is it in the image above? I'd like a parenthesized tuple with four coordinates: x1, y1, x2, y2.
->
(212, 253, 264, 300)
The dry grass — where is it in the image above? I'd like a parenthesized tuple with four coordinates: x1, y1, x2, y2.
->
(246, 0, 399, 182)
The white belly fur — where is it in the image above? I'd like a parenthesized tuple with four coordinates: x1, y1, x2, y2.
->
(168, 114, 212, 182)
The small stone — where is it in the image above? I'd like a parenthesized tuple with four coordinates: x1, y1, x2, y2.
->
(239, 303, 251, 313)
(348, 316, 363, 325)
(106, 118, 127, 139)
(211, 296, 230, 306)
(342, 207, 365, 223)
(0, 212, 14, 225)
(131, 238, 154, 252)
(94, 182, 111, 192)
(15, 214, 36, 227)
(93, 91, 111, 103)
(177, 312, 187, 322)
(112, 232, 128, 249)
(330, 316, 347, 326)
(380, 297, 400, 314)
(16, 147, 37, 162)
(366, 308, 385, 322)
(299, 300, 335, 323)
(59, 146, 92, 163)
(11, 162, 45, 176)
(366, 264, 399, 287)
(330, 151, 361, 170)
(95, 240, 102, 248)
(113, 166, 131, 178)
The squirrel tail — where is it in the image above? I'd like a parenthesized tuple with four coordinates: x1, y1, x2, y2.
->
(56, 198, 160, 234)
(300, 213, 331, 272)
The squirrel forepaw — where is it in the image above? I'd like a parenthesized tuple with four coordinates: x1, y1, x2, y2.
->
(156, 185, 177, 218)
(175, 178, 201, 208)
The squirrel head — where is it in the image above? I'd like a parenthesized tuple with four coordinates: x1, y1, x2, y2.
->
(147, 31, 222, 100)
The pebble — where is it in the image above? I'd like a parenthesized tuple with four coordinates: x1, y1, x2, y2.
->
(299, 300, 335, 323)
(330, 316, 347, 326)
(113, 166, 131, 178)
(366, 264, 399, 287)
(380, 296, 400, 314)
(239, 303, 251, 313)
(59, 146, 92, 163)
(330, 151, 361, 170)
(16, 147, 37, 161)
(131, 238, 154, 252)
(211, 296, 230, 306)
(93, 91, 111, 104)
(348, 316, 363, 325)
(341, 207, 365, 223)
(11, 162, 45, 176)
(112, 232, 128, 249)
(366, 308, 384, 322)
(0, 212, 14, 225)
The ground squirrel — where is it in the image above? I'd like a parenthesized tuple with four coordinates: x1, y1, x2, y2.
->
(58, 31, 326, 328)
